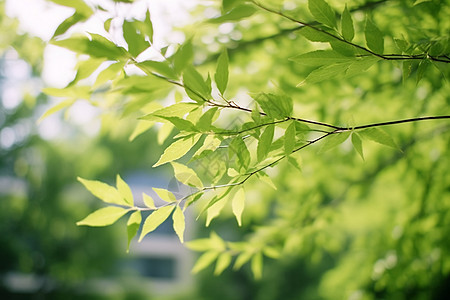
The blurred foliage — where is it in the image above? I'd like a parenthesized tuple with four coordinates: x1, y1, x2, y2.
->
(0, 1, 171, 298)
(3, 0, 450, 299)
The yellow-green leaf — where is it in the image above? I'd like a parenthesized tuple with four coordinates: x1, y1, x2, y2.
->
(126, 210, 141, 252)
(192, 251, 219, 274)
(215, 49, 229, 95)
(77, 206, 128, 227)
(365, 17, 384, 54)
(142, 192, 156, 209)
(232, 188, 245, 227)
(78, 177, 127, 206)
(116, 174, 133, 206)
(257, 124, 274, 162)
(193, 135, 222, 157)
(284, 120, 296, 155)
(129, 120, 155, 142)
(173, 205, 185, 243)
(206, 197, 228, 227)
(351, 132, 364, 160)
(318, 131, 350, 153)
(214, 252, 232, 275)
(94, 61, 125, 88)
(153, 134, 201, 167)
(341, 4, 354, 41)
(153, 188, 176, 202)
(251, 252, 263, 280)
(234, 251, 252, 270)
(139, 205, 175, 241)
(49, 0, 93, 17)
(171, 162, 203, 188)
(359, 128, 397, 149)
(37, 99, 75, 124)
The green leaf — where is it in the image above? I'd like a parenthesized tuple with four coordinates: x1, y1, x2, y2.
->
(229, 137, 251, 171)
(232, 188, 245, 226)
(153, 134, 201, 167)
(359, 128, 398, 149)
(300, 27, 335, 42)
(257, 124, 274, 162)
(173, 205, 185, 243)
(215, 252, 232, 275)
(263, 246, 281, 259)
(126, 210, 141, 252)
(402, 60, 413, 82)
(414, 0, 432, 5)
(251, 252, 263, 280)
(183, 66, 211, 103)
(257, 172, 277, 190)
(197, 107, 219, 131)
(186, 238, 214, 251)
(290, 50, 352, 66)
(394, 38, 408, 53)
(94, 61, 125, 87)
(140, 102, 198, 121)
(234, 251, 252, 270)
(116, 174, 133, 206)
(308, 0, 336, 29)
(416, 59, 430, 85)
(42, 85, 91, 98)
(139, 205, 175, 241)
(129, 120, 154, 142)
(365, 17, 384, 54)
(192, 251, 219, 274)
(284, 120, 296, 155)
(329, 39, 356, 56)
(123, 20, 150, 57)
(318, 131, 350, 153)
(153, 188, 176, 203)
(341, 5, 354, 41)
(206, 197, 228, 227)
(171, 162, 203, 188)
(104, 18, 112, 32)
(193, 135, 222, 158)
(253, 93, 292, 119)
(38, 99, 75, 124)
(251, 104, 261, 124)
(300, 62, 351, 85)
(351, 132, 364, 160)
(288, 156, 302, 172)
(77, 206, 128, 227)
(49, 0, 93, 17)
(172, 39, 194, 74)
(215, 49, 229, 95)
(223, 0, 244, 13)
(78, 177, 128, 206)
(142, 193, 156, 209)
(51, 35, 128, 60)
(53, 12, 87, 38)
(141, 10, 154, 43)
(136, 60, 178, 80)
(344, 57, 380, 78)
(157, 123, 174, 145)
(153, 116, 197, 132)
(209, 4, 256, 23)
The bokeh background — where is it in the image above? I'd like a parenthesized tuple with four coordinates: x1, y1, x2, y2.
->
(1, 0, 450, 299)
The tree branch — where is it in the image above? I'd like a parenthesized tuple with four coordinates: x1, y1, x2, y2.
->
(250, 0, 450, 63)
